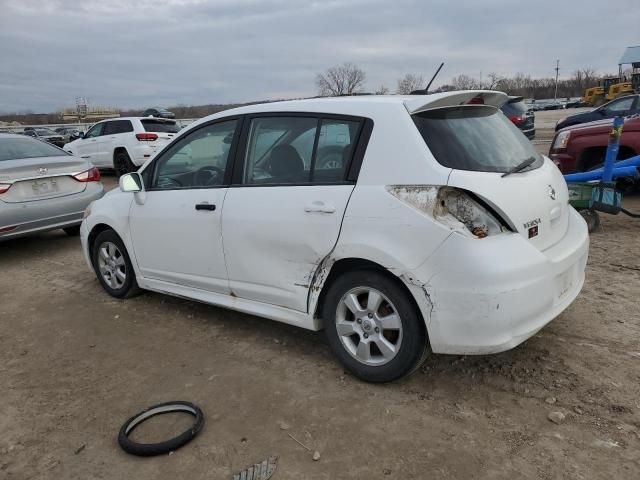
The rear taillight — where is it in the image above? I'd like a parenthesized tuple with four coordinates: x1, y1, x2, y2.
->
(0, 183, 11, 194)
(136, 133, 158, 141)
(73, 167, 101, 182)
(386, 185, 510, 238)
(507, 115, 524, 124)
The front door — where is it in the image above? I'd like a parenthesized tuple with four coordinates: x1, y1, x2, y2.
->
(129, 119, 240, 293)
(222, 115, 364, 312)
(74, 122, 103, 162)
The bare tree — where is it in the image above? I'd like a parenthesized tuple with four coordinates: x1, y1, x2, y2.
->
(484, 72, 504, 90)
(375, 84, 390, 95)
(316, 62, 367, 96)
(396, 73, 425, 94)
(450, 74, 480, 90)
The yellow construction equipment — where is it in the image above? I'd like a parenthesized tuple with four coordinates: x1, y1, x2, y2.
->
(582, 86, 604, 106)
(605, 81, 634, 101)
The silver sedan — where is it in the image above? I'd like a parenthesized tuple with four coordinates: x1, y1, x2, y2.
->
(0, 134, 104, 240)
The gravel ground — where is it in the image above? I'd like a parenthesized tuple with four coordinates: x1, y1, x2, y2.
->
(1, 110, 639, 479)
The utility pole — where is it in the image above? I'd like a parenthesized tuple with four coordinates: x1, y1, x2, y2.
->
(554, 59, 560, 101)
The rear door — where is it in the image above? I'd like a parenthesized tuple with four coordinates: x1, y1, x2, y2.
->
(221, 114, 367, 312)
(102, 120, 134, 166)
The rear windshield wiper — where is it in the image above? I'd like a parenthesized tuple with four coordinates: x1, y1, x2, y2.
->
(501, 156, 537, 178)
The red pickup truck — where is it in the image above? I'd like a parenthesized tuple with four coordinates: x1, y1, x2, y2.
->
(549, 115, 640, 173)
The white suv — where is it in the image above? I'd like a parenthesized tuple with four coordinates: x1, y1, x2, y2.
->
(80, 91, 589, 383)
(63, 117, 180, 176)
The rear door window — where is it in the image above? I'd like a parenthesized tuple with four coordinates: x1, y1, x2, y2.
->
(104, 120, 133, 135)
(141, 120, 180, 133)
(240, 116, 362, 185)
(413, 105, 542, 173)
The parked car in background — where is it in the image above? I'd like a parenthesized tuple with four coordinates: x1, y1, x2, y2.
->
(55, 126, 84, 143)
(549, 116, 640, 174)
(142, 107, 176, 119)
(0, 134, 104, 240)
(543, 101, 563, 110)
(22, 127, 65, 147)
(555, 95, 639, 131)
(81, 91, 588, 383)
(63, 117, 180, 176)
(500, 96, 535, 139)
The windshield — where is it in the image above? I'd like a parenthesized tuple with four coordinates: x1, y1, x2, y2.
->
(413, 105, 542, 173)
(0, 137, 69, 161)
(141, 119, 179, 133)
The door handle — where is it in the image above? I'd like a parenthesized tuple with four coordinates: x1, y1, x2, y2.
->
(80, 155, 90, 158)
(195, 203, 216, 211)
(304, 201, 335, 214)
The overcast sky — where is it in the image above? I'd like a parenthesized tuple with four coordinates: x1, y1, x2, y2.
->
(0, 0, 638, 113)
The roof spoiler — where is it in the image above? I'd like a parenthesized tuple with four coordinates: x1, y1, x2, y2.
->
(404, 90, 509, 115)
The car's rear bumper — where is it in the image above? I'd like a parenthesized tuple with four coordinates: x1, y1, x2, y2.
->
(405, 207, 589, 354)
(521, 127, 535, 140)
(0, 182, 104, 241)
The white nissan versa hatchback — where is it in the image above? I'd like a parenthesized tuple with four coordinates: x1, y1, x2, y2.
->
(81, 91, 589, 382)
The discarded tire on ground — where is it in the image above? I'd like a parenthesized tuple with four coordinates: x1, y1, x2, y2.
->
(117, 401, 204, 456)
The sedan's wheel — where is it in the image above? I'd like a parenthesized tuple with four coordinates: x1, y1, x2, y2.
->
(63, 225, 81, 236)
(92, 230, 140, 298)
(323, 270, 428, 383)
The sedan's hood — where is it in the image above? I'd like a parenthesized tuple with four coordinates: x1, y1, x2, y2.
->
(0, 155, 89, 182)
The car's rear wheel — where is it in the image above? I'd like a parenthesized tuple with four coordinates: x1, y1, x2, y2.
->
(92, 230, 140, 298)
(114, 150, 136, 178)
(322, 270, 428, 383)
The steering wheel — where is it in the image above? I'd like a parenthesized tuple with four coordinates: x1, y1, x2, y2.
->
(194, 166, 224, 186)
(316, 145, 345, 169)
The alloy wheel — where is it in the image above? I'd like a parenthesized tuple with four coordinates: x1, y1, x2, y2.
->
(97, 241, 127, 289)
(335, 287, 403, 366)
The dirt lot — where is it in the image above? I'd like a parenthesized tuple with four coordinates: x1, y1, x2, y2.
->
(2, 110, 639, 479)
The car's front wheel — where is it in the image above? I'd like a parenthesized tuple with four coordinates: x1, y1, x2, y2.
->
(323, 270, 428, 383)
(92, 229, 140, 298)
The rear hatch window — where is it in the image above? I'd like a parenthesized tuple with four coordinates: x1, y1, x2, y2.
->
(412, 105, 542, 173)
(500, 100, 529, 116)
(141, 120, 179, 133)
(0, 137, 68, 161)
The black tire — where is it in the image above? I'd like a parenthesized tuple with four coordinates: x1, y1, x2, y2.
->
(322, 270, 428, 383)
(114, 150, 136, 178)
(91, 229, 141, 298)
(63, 225, 81, 236)
(118, 401, 204, 457)
(580, 209, 600, 233)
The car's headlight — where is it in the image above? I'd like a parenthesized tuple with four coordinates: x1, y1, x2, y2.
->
(552, 130, 571, 150)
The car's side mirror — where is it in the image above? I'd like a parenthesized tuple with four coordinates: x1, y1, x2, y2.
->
(120, 172, 143, 193)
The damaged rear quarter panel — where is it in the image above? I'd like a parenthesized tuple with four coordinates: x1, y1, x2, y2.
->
(308, 184, 454, 326)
